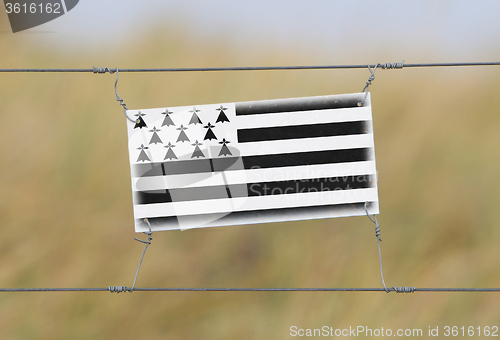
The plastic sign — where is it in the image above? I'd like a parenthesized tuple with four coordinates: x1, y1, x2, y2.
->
(127, 93, 379, 232)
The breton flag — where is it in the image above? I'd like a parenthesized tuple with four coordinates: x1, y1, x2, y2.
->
(127, 93, 378, 232)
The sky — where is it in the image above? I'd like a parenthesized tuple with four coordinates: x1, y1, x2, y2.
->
(2, 0, 500, 63)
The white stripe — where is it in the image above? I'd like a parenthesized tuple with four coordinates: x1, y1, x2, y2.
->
(135, 201, 380, 232)
(238, 134, 373, 157)
(60, 0, 68, 13)
(198, 202, 379, 228)
(234, 106, 372, 129)
(132, 161, 376, 190)
(133, 188, 378, 218)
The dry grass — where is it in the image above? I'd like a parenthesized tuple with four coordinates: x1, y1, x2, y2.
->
(0, 26, 499, 339)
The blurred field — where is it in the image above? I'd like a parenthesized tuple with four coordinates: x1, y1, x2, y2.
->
(1, 23, 500, 340)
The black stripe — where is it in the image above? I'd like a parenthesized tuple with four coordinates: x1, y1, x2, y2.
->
(132, 148, 372, 177)
(235, 93, 364, 116)
(134, 175, 373, 205)
(237, 121, 368, 143)
(243, 148, 372, 169)
(136, 202, 374, 229)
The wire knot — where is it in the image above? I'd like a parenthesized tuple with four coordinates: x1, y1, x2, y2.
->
(364, 202, 382, 242)
(134, 219, 153, 245)
(357, 64, 379, 107)
(374, 224, 381, 241)
(391, 286, 415, 293)
(365, 74, 375, 87)
(380, 61, 404, 69)
(92, 67, 116, 74)
(108, 286, 129, 293)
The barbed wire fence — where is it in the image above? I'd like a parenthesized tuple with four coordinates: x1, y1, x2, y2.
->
(1, 61, 500, 294)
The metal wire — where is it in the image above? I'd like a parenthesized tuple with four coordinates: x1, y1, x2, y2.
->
(130, 219, 154, 293)
(364, 202, 389, 292)
(0, 287, 499, 293)
(358, 64, 379, 106)
(112, 68, 139, 123)
(0, 62, 499, 73)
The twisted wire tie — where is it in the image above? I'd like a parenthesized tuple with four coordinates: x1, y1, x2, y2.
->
(92, 67, 115, 74)
(364, 202, 389, 293)
(108, 286, 129, 293)
(129, 219, 154, 293)
(134, 219, 153, 245)
(365, 203, 382, 242)
(380, 61, 404, 69)
(364, 203, 415, 294)
(362, 66, 376, 92)
(392, 286, 415, 293)
(93, 67, 138, 123)
(357, 64, 378, 107)
(107, 220, 153, 294)
(357, 61, 404, 106)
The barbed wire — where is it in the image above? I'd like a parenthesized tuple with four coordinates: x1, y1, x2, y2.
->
(0, 287, 499, 293)
(0, 61, 499, 73)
